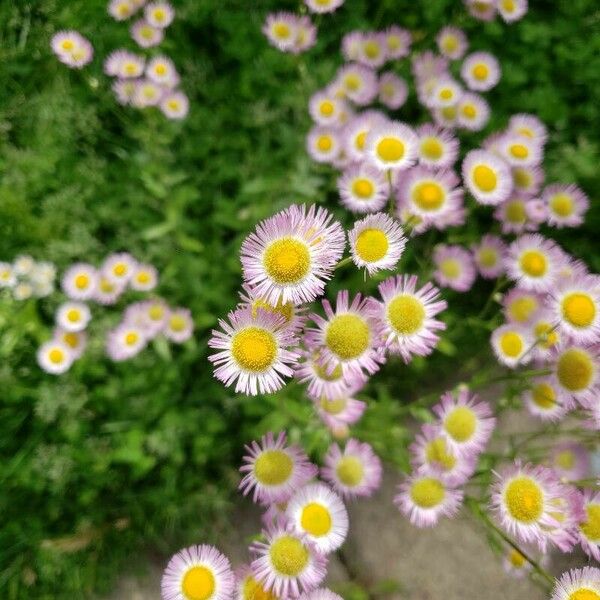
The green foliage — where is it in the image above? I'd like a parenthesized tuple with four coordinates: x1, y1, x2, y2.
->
(0, 0, 599, 597)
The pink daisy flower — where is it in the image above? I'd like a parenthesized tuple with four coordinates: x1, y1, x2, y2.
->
(292, 16, 317, 55)
(130, 263, 158, 291)
(578, 491, 600, 561)
(342, 111, 386, 163)
(341, 31, 364, 62)
(108, 0, 136, 21)
(263, 12, 298, 53)
(164, 307, 194, 343)
(357, 32, 387, 69)
(433, 244, 477, 292)
(462, 149, 513, 205)
(106, 322, 147, 361)
(461, 51, 501, 92)
(498, 133, 543, 168)
(512, 165, 545, 196)
(456, 92, 490, 131)
(334, 63, 378, 105)
(304, 0, 344, 14)
(306, 125, 342, 164)
(378, 72, 408, 110)
(383, 25, 412, 60)
(551, 567, 600, 600)
(160, 90, 190, 120)
(465, 0, 497, 22)
(543, 184, 589, 228)
(56, 301, 91, 333)
(436, 26, 468, 60)
(308, 90, 349, 127)
(50, 31, 93, 69)
(549, 442, 590, 482)
(314, 393, 366, 431)
(365, 121, 418, 172)
(321, 438, 382, 499)
(502, 288, 544, 325)
(53, 328, 87, 360)
(491, 323, 534, 367)
(208, 307, 299, 396)
(508, 113, 548, 147)
(337, 162, 389, 214)
(498, 0, 529, 23)
(130, 19, 164, 48)
(415, 123, 460, 170)
(112, 79, 138, 106)
(93, 274, 127, 305)
(62, 263, 98, 301)
(472, 234, 506, 279)
(37, 340, 74, 375)
(523, 376, 570, 422)
(144, 1, 174, 28)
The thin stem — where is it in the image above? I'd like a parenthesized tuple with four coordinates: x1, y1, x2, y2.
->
(335, 256, 353, 271)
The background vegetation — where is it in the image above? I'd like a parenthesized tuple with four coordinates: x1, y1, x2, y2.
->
(0, 0, 599, 597)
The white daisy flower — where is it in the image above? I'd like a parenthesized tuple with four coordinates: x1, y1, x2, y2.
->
(56, 301, 92, 333)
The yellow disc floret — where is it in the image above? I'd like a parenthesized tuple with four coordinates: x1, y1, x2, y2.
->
(264, 238, 311, 285)
(325, 314, 370, 360)
(472, 165, 497, 192)
(410, 478, 445, 508)
(376, 137, 405, 163)
(336, 456, 364, 487)
(231, 327, 278, 372)
(269, 536, 309, 576)
(562, 293, 596, 329)
(181, 566, 215, 600)
(504, 477, 544, 523)
(300, 503, 332, 537)
(354, 228, 389, 263)
(444, 406, 477, 442)
(556, 348, 594, 392)
(254, 450, 293, 486)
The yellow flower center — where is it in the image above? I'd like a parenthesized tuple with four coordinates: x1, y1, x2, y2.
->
(420, 138, 443, 160)
(63, 333, 79, 349)
(354, 228, 389, 263)
(472, 165, 497, 192)
(242, 576, 278, 600)
(439, 88, 454, 101)
(125, 332, 139, 346)
(444, 406, 477, 442)
(513, 168, 532, 189)
(314, 360, 343, 381)
(462, 104, 477, 119)
(441, 105, 457, 120)
(263, 238, 310, 285)
(410, 478, 445, 508)
(254, 449, 293, 486)
(100, 278, 115, 293)
(556, 348, 594, 391)
(505, 200, 527, 224)
(508, 296, 538, 323)
(155, 63, 167, 76)
(505, 477, 544, 523)
(251, 298, 294, 323)
(320, 396, 347, 415)
(153, 8, 166, 22)
(580, 504, 600, 542)
(387, 294, 426, 335)
(136, 271, 151, 284)
(355, 131, 367, 150)
(440, 259, 461, 280)
(502, 0, 516, 11)
(529, 382, 555, 410)
(363, 41, 380, 59)
(508, 549, 526, 568)
(141, 26, 154, 39)
(550, 194, 574, 217)
(181, 566, 215, 600)
(124, 62, 138, 75)
(562, 293, 596, 328)
(500, 331, 524, 358)
(519, 250, 547, 277)
(148, 304, 164, 320)
(316, 135, 332, 152)
(231, 327, 277, 372)
(412, 182, 445, 211)
(319, 101, 334, 116)
(509, 144, 529, 160)
(442, 36, 458, 53)
(376, 137, 405, 163)
(170, 315, 187, 332)
(67, 309, 81, 323)
(325, 314, 370, 360)
(75, 274, 90, 289)
(554, 450, 576, 470)
(61, 39, 74, 50)
(49, 348, 65, 364)
(352, 178, 374, 199)
(167, 99, 180, 110)
(300, 503, 332, 537)
(335, 456, 364, 487)
(534, 321, 559, 349)
(344, 74, 361, 91)
(478, 248, 498, 268)
(569, 590, 600, 600)
(425, 438, 456, 470)
(473, 64, 489, 80)
(387, 35, 401, 50)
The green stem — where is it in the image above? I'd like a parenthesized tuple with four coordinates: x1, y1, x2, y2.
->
(335, 256, 353, 271)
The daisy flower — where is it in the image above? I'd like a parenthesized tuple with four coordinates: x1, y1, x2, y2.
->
(13, 282, 33, 301)
(146, 55, 179, 87)
(550, 442, 589, 482)
(102, 253, 137, 285)
(523, 376, 569, 422)
(160, 91, 190, 120)
(37, 340, 74, 375)
(348, 213, 406, 275)
(164, 308, 194, 343)
(433, 244, 476, 292)
(116, 50, 146, 78)
(472, 234, 506, 279)
(543, 184, 589, 228)
(51, 31, 93, 69)
(130, 263, 158, 291)
(378, 72, 408, 110)
(429, 77, 464, 109)
(126, 299, 170, 336)
(436, 26, 468, 60)
(550, 343, 600, 408)
(240, 204, 345, 306)
(502, 548, 532, 579)
(412, 50, 449, 84)
(308, 91, 348, 127)
(529, 311, 561, 361)
(132, 79, 164, 107)
(341, 31, 364, 62)
(509, 113, 548, 146)
(106, 322, 147, 361)
(512, 165, 544, 196)
(578, 491, 600, 561)
(465, 0, 497, 21)
(357, 32, 387, 69)
(456, 92, 490, 131)
(239, 432, 317, 504)
(498, 134, 543, 168)
(461, 52, 501, 92)
(298, 590, 343, 600)
(505, 234, 563, 292)
(433, 389, 495, 456)
(306, 126, 341, 164)
(0, 262, 16, 288)
(304, 0, 344, 14)
(342, 111, 386, 163)
(491, 461, 569, 551)
(62, 263, 98, 301)
(235, 565, 278, 600)
(433, 105, 459, 130)
(550, 567, 600, 600)
(409, 424, 476, 486)
(383, 25, 411, 60)
(263, 12, 298, 53)
(53, 328, 87, 360)
(493, 195, 544, 235)
(415, 123, 460, 169)
(491, 323, 534, 367)
(56, 301, 91, 333)
(113, 79, 138, 106)
(549, 275, 600, 345)
(365, 121, 418, 172)
(145, 1, 174, 28)
(337, 162, 389, 214)
(314, 393, 366, 430)
(335, 63, 378, 105)
(374, 274, 447, 362)
(321, 439, 382, 499)
(108, 0, 135, 20)
(462, 150, 512, 205)
(209, 307, 299, 396)
(131, 19, 164, 48)
(286, 483, 349, 554)
(294, 350, 363, 401)
(161, 544, 235, 600)
(250, 521, 327, 599)
(305, 290, 384, 377)
(394, 472, 464, 528)
(498, 0, 529, 23)
(94, 275, 126, 305)
(293, 16, 317, 54)
(502, 288, 543, 325)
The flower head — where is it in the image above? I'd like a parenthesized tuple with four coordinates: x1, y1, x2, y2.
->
(56, 301, 91, 333)
(472, 234, 506, 279)
(62, 263, 98, 301)
(433, 244, 476, 292)
(365, 121, 418, 172)
(337, 162, 389, 214)
(462, 150, 513, 205)
(145, 1, 174, 28)
(37, 340, 74, 374)
(131, 19, 164, 48)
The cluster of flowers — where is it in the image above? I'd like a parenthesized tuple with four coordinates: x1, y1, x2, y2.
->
(208, 203, 447, 400)
(36, 253, 193, 374)
(161, 430, 380, 599)
(464, 0, 529, 23)
(0, 255, 56, 300)
(50, 1, 188, 120)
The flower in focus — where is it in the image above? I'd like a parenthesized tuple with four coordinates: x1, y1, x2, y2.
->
(37, 340, 74, 375)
